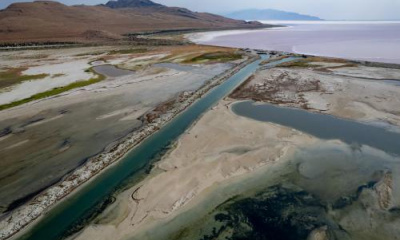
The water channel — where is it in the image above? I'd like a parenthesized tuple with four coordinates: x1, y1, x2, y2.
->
(19, 56, 269, 240)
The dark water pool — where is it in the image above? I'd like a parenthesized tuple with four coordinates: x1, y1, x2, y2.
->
(232, 100, 400, 156)
(92, 65, 134, 77)
(383, 79, 400, 86)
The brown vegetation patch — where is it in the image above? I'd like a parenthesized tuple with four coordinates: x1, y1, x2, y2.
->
(184, 51, 242, 63)
(108, 48, 148, 55)
(276, 56, 358, 72)
(161, 45, 243, 64)
(231, 70, 321, 108)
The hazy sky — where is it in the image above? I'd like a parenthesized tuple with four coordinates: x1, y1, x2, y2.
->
(1, 0, 400, 20)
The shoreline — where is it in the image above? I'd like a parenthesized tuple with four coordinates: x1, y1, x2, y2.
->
(189, 23, 400, 65)
(73, 97, 318, 240)
(185, 27, 282, 43)
(68, 51, 400, 240)
(0, 54, 259, 240)
(0, 25, 274, 51)
(3, 43, 400, 240)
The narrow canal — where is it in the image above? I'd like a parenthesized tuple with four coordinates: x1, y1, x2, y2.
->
(19, 55, 272, 240)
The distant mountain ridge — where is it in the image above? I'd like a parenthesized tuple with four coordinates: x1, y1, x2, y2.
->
(0, 0, 267, 43)
(225, 9, 322, 21)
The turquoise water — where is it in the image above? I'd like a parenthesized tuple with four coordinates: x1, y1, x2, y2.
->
(18, 56, 269, 240)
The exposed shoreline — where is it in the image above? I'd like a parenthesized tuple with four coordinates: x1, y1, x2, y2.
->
(0, 44, 241, 219)
(189, 23, 400, 65)
(72, 98, 318, 240)
(0, 25, 274, 51)
(3, 44, 400, 240)
(0, 54, 259, 240)
(69, 52, 400, 240)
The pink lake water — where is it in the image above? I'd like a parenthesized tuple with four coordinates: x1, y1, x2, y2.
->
(190, 21, 400, 64)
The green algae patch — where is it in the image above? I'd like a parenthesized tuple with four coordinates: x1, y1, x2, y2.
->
(0, 68, 105, 111)
(276, 60, 319, 68)
(184, 51, 243, 64)
(108, 48, 148, 55)
(0, 68, 49, 89)
(275, 56, 357, 69)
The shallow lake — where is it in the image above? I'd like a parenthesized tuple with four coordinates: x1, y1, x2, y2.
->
(191, 21, 400, 64)
(92, 65, 134, 77)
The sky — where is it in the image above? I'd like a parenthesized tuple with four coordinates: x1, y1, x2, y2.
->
(1, 0, 400, 20)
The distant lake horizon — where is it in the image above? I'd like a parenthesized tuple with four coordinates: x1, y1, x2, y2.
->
(189, 21, 400, 64)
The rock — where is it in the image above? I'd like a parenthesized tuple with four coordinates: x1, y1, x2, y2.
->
(307, 226, 330, 240)
(374, 171, 393, 210)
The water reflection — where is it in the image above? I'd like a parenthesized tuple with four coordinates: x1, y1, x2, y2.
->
(232, 100, 400, 156)
(92, 65, 134, 77)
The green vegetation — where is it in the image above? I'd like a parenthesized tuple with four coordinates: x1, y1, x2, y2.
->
(0, 68, 105, 111)
(184, 51, 243, 63)
(75, 51, 105, 57)
(18, 54, 49, 60)
(52, 73, 66, 78)
(327, 63, 358, 69)
(108, 48, 148, 55)
(276, 57, 357, 70)
(198, 186, 336, 240)
(260, 55, 290, 65)
(276, 60, 319, 68)
(0, 68, 49, 89)
(75, 48, 147, 57)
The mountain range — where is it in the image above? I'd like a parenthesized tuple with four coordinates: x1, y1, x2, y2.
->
(0, 0, 266, 43)
(225, 9, 322, 21)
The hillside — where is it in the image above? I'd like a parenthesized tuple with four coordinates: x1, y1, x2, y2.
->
(0, 0, 266, 44)
(225, 9, 322, 21)
(104, 0, 163, 8)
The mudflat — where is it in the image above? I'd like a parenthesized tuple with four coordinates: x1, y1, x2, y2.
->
(0, 44, 245, 215)
(71, 54, 400, 240)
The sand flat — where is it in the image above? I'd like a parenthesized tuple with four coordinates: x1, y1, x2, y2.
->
(0, 45, 236, 214)
(72, 99, 317, 240)
(72, 56, 400, 240)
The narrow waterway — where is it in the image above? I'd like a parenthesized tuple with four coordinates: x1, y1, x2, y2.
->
(232, 100, 400, 156)
(92, 65, 135, 77)
(18, 56, 270, 240)
(384, 79, 400, 86)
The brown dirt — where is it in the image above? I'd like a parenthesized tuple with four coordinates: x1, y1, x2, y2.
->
(0, 1, 267, 44)
(230, 72, 321, 106)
